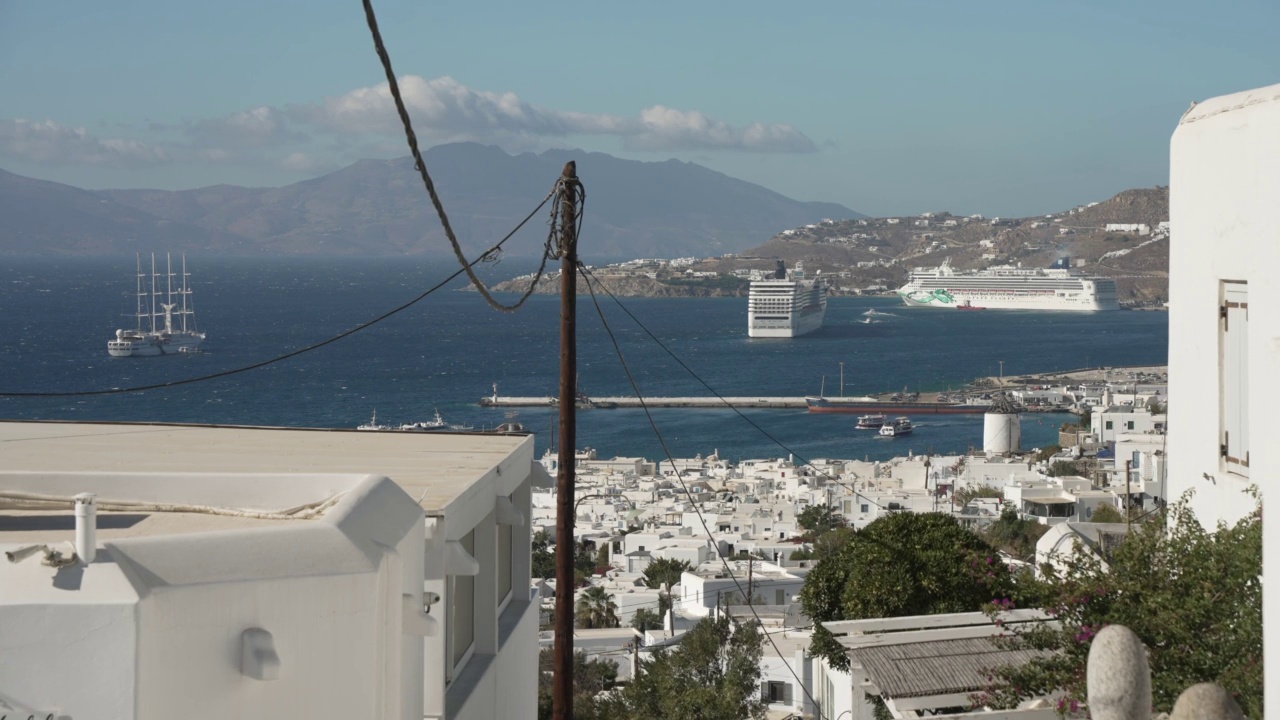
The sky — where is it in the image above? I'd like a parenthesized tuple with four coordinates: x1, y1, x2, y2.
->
(1, 0, 1276, 217)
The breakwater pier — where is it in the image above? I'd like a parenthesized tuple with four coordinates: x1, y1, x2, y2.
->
(480, 395, 810, 409)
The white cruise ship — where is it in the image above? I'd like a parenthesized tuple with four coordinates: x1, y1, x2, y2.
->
(108, 253, 206, 357)
(748, 260, 828, 337)
(896, 257, 1119, 311)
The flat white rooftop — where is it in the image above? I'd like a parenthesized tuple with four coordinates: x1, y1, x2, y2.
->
(0, 420, 532, 514)
(0, 509, 298, 546)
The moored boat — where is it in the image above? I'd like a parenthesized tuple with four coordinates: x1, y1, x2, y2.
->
(107, 253, 206, 357)
(855, 413, 886, 429)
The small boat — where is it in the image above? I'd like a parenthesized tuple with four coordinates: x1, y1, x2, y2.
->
(878, 417, 914, 437)
(956, 300, 986, 311)
(400, 409, 473, 432)
(357, 409, 389, 431)
(855, 413, 886, 429)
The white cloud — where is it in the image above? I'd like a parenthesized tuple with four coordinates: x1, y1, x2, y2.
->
(290, 75, 816, 153)
(628, 106, 816, 153)
(0, 118, 168, 167)
(188, 106, 304, 149)
(0, 76, 817, 175)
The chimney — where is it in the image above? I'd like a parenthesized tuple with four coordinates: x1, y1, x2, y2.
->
(74, 493, 97, 564)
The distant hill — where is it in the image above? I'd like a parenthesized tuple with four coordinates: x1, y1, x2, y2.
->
(713, 186, 1172, 305)
(0, 143, 861, 258)
(0, 169, 252, 255)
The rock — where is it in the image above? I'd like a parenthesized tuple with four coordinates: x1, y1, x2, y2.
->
(1169, 683, 1244, 720)
(1087, 625, 1152, 720)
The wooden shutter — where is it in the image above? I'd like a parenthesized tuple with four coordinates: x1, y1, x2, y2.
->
(1221, 282, 1249, 472)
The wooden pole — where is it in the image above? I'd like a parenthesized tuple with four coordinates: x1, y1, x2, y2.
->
(1125, 459, 1132, 533)
(552, 162, 580, 720)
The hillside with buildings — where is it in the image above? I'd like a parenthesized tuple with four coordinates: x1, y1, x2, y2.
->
(491, 187, 1172, 305)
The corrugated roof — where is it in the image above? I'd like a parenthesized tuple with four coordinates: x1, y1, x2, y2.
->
(852, 637, 1046, 699)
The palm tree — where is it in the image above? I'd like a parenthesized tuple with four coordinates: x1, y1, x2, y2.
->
(575, 586, 620, 629)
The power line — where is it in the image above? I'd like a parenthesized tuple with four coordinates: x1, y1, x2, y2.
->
(577, 264, 889, 512)
(361, 0, 553, 313)
(580, 269, 829, 720)
(0, 193, 556, 399)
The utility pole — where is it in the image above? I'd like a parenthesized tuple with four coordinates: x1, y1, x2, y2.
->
(1124, 459, 1132, 533)
(552, 162, 581, 720)
(746, 555, 754, 606)
(839, 362, 845, 397)
(998, 360, 1004, 387)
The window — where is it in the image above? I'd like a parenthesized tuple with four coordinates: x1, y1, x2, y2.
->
(450, 530, 476, 669)
(764, 681, 793, 704)
(497, 522, 512, 605)
(860, 504, 869, 513)
(1126, 421, 1135, 430)
(775, 588, 785, 605)
(1105, 420, 1113, 430)
(1132, 451, 1141, 469)
(1221, 281, 1249, 475)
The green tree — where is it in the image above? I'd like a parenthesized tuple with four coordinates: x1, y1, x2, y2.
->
(642, 557, 692, 590)
(801, 512, 1020, 670)
(982, 506, 1050, 559)
(952, 485, 1003, 508)
(1088, 503, 1126, 524)
(984, 497, 1262, 717)
(1034, 444, 1062, 463)
(575, 538, 600, 584)
(631, 607, 664, 632)
(575, 586, 621, 629)
(1048, 459, 1091, 477)
(536, 648, 618, 720)
(787, 546, 814, 561)
(796, 504, 847, 537)
(532, 530, 555, 580)
(598, 615, 766, 720)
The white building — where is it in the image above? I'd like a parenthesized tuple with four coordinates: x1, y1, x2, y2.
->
(1089, 405, 1165, 445)
(1169, 83, 1277, 719)
(0, 422, 537, 720)
(1168, 83, 1275, 529)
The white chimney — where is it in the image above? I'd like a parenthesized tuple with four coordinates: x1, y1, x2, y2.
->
(74, 493, 97, 564)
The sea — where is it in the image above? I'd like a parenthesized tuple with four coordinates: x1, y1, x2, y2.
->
(0, 257, 1169, 465)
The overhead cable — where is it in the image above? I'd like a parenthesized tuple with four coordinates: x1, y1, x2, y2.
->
(580, 269, 830, 720)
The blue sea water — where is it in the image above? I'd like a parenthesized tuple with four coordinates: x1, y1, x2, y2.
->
(0, 257, 1169, 464)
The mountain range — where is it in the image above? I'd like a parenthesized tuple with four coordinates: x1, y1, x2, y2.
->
(0, 143, 861, 259)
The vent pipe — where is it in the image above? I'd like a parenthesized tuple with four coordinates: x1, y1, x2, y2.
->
(74, 493, 97, 564)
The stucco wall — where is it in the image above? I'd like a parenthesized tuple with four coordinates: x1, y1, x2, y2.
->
(1168, 85, 1278, 528)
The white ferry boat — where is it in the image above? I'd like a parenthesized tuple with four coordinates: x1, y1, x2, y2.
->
(107, 254, 206, 357)
(748, 261, 828, 337)
(896, 257, 1119, 311)
(878, 417, 914, 437)
(855, 413, 886, 429)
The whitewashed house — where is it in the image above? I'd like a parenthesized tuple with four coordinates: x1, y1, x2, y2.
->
(1168, 82, 1278, 717)
(0, 422, 538, 720)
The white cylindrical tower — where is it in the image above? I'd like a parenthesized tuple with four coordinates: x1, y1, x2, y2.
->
(74, 492, 97, 564)
(983, 395, 1022, 455)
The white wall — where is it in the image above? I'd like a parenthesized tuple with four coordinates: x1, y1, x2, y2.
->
(1169, 82, 1278, 720)
(1168, 87, 1275, 527)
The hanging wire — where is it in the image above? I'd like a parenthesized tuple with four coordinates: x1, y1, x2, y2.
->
(577, 263, 889, 511)
(361, 0, 556, 312)
(0, 191, 555, 399)
(580, 268, 830, 719)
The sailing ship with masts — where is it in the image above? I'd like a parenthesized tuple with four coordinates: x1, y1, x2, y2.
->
(107, 253, 206, 357)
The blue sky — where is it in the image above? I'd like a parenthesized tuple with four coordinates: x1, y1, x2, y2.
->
(1, 0, 1276, 217)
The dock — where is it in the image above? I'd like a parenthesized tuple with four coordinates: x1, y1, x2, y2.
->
(479, 396, 810, 409)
